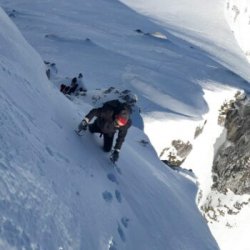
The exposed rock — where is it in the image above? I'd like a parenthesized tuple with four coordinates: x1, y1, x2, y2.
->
(134, 29, 168, 40)
(199, 189, 250, 223)
(160, 140, 192, 168)
(172, 140, 193, 159)
(135, 29, 143, 34)
(212, 93, 250, 195)
(194, 120, 207, 138)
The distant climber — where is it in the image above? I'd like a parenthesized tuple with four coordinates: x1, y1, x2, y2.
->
(60, 77, 75, 95)
(67, 77, 78, 94)
(75, 73, 87, 94)
(60, 73, 87, 95)
(60, 83, 70, 94)
(77, 99, 133, 163)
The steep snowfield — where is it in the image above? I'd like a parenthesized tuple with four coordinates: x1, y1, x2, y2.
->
(120, 0, 250, 81)
(0, 5, 219, 250)
(118, 1, 250, 250)
(1, 0, 250, 249)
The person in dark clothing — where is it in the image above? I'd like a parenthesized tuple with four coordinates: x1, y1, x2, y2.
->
(67, 77, 78, 94)
(60, 77, 78, 95)
(60, 84, 70, 94)
(77, 100, 132, 163)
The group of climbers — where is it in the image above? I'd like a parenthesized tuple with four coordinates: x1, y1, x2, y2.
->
(60, 73, 87, 96)
(45, 62, 138, 163)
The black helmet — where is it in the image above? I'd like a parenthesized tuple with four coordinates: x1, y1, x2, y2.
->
(123, 93, 138, 105)
(72, 77, 77, 83)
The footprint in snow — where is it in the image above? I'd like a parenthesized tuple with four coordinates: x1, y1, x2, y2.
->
(115, 190, 122, 203)
(114, 166, 122, 175)
(121, 217, 130, 228)
(107, 173, 119, 184)
(117, 223, 126, 242)
(45, 146, 54, 157)
(102, 191, 113, 203)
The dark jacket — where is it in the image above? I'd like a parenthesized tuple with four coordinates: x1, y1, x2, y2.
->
(85, 100, 132, 150)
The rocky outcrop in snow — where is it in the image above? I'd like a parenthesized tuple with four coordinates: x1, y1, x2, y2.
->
(160, 140, 192, 168)
(212, 92, 250, 195)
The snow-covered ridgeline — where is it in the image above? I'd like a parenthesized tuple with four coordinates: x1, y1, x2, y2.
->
(225, 0, 250, 62)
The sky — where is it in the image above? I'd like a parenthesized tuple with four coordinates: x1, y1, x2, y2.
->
(0, 0, 250, 249)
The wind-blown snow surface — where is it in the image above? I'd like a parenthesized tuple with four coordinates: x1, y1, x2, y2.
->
(117, 1, 250, 250)
(120, 0, 250, 81)
(0, 5, 220, 250)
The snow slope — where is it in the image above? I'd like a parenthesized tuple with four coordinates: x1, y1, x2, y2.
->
(120, 0, 250, 81)
(0, 4, 219, 250)
(225, 0, 250, 63)
(117, 1, 250, 250)
(1, 0, 250, 249)
(2, 0, 249, 154)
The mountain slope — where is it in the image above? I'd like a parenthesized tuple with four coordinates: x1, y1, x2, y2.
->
(0, 5, 219, 250)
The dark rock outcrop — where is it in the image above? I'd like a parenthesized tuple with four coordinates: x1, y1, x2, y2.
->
(212, 93, 250, 195)
(160, 140, 192, 168)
